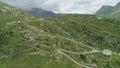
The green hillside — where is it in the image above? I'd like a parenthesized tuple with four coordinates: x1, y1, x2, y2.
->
(0, 1, 120, 68)
(105, 10, 120, 19)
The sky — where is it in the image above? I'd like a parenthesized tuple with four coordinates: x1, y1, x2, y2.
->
(0, 0, 120, 14)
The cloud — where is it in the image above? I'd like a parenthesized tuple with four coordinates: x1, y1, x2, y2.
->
(0, 0, 120, 14)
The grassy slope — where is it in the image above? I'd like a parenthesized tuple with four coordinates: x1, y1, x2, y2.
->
(105, 10, 120, 19)
(0, 2, 120, 68)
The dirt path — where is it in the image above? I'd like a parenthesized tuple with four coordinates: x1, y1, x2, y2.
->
(113, 53, 120, 56)
(59, 49, 102, 55)
(57, 49, 93, 68)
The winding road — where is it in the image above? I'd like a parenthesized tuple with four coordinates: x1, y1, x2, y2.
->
(59, 49, 102, 55)
(7, 19, 120, 68)
(57, 49, 93, 68)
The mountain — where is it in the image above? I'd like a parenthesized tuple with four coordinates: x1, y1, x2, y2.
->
(95, 6, 114, 16)
(27, 8, 56, 16)
(95, 2, 120, 19)
(0, 1, 120, 68)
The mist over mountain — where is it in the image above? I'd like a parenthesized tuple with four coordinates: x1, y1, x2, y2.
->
(26, 8, 56, 16)
(0, 0, 120, 14)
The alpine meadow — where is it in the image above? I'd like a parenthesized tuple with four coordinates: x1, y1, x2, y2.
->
(0, 1, 120, 68)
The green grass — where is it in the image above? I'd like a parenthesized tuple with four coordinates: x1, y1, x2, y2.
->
(0, 2, 120, 68)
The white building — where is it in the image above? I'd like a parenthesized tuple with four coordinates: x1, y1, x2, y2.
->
(102, 49, 112, 56)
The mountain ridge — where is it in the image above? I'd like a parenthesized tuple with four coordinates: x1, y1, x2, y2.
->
(26, 8, 56, 16)
(95, 2, 120, 18)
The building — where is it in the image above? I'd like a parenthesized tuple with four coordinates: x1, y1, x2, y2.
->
(102, 49, 112, 57)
